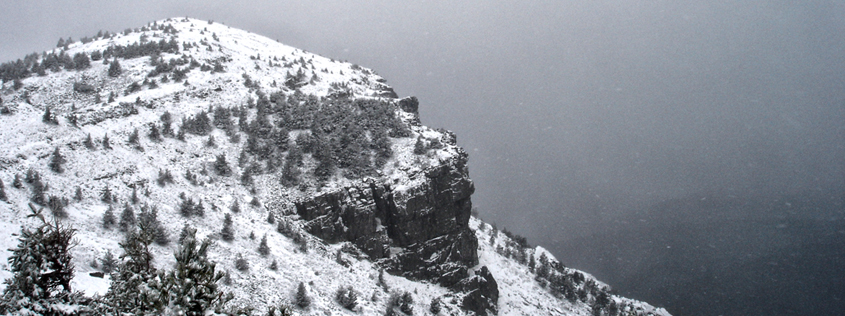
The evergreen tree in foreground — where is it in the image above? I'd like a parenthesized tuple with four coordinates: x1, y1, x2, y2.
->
(163, 227, 229, 315)
(0, 211, 81, 315)
(103, 218, 161, 314)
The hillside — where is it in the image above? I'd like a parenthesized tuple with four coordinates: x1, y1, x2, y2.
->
(0, 17, 670, 316)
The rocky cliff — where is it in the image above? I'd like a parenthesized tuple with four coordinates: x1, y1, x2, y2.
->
(0, 17, 670, 316)
(295, 145, 497, 313)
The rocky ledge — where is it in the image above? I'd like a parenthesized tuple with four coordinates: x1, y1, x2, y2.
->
(295, 148, 498, 314)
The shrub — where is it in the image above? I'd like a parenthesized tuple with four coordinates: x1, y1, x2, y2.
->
(214, 154, 231, 176)
(103, 205, 116, 229)
(335, 286, 357, 310)
(221, 213, 234, 242)
(295, 281, 311, 309)
(49, 147, 66, 173)
(235, 253, 249, 272)
(108, 58, 122, 77)
(258, 234, 270, 256)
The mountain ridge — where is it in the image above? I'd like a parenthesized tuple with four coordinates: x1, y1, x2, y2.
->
(0, 17, 670, 316)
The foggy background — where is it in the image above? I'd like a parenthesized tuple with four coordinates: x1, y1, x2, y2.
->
(2, 1, 844, 314)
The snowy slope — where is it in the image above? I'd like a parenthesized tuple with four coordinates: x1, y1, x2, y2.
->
(0, 18, 670, 316)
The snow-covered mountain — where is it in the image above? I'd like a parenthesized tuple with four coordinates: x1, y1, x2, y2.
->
(0, 18, 670, 316)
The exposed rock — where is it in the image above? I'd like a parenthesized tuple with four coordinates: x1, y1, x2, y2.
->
(455, 266, 499, 316)
(398, 96, 419, 114)
(295, 149, 479, 287)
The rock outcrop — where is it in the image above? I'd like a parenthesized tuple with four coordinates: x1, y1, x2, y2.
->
(296, 149, 479, 287)
(455, 266, 499, 316)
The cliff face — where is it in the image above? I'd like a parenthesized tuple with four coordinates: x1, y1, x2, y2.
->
(295, 149, 479, 287)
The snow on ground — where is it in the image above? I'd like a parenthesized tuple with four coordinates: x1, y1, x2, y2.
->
(0, 17, 670, 315)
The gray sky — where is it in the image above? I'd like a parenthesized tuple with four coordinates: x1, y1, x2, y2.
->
(2, 0, 844, 260)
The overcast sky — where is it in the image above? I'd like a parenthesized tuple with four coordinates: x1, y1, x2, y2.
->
(2, 0, 843, 253)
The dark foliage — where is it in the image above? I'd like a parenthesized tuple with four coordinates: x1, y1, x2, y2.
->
(102, 133, 112, 149)
(12, 174, 23, 189)
(0, 179, 6, 202)
(296, 282, 311, 309)
(221, 213, 234, 242)
(30, 177, 47, 206)
(0, 213, 78, 315)
(49, 147, 66, 173)
(42, 107, 58, 125)
(73, 187, 83, 202)
(84, 133, 96, 149)
(335, 286, 358, 310)
(108, 58, 122, 77)
(47, 195, 67, 218)
(101, 185, 112, 203)
(258, 234, 270, 256)
(119, 203, 136, 232)
(235, 254, 249, 272)
(102, 205, 116, 229)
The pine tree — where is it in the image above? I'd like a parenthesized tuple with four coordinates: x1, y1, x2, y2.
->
(103, 204, 116, 229)
(221, 213, 234, 242)
(148, 124, 162, 142)
(399, 291, 414, 315)
(206, 135, 216, 147)
(73, 186, 83, 202)
(0, 178, 6, 202)
(267, 211, 275, 224)
(102, 133, 112, 149)
(335, 286, 358, 310)
(161, 111, 174, 137)
(194, 200, 205, 217)
(48, 195, 67, 218)
(0, 214, 79, 315)
(30, 177, 47, 205)
(258, 234, 270, 256)
(42, 106, 57, 124)
(139, 204, 169, 246)
(163, 228, 228, 315)
(99, 250, 117, 273)
(179, 224, 193, 244)
(235, 253, 249, 272)
(214, 154, 231, 176)
(128, 128, 140, 145)
(25, 168, 37, 184)
(104, 220, 161, 314)
(429, 297, 442, 315)
(101, 185, 113, 203)
(108, 58, 122, 77)
(413, 136, 426, 155)
(269, 260, 278, 271)
(230, 200, 240, 213)
(131, 187, 139, 204)
(84, 133, 96, 149)
(12, 174, 23, 189)
(119, 203, 136, 232)
(108, 91, 115, 103)
(295, 281, 311, 309)
(49, 146, 66, 173)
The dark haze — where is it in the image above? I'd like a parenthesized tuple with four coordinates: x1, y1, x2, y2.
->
(2, 1, 844, 314)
